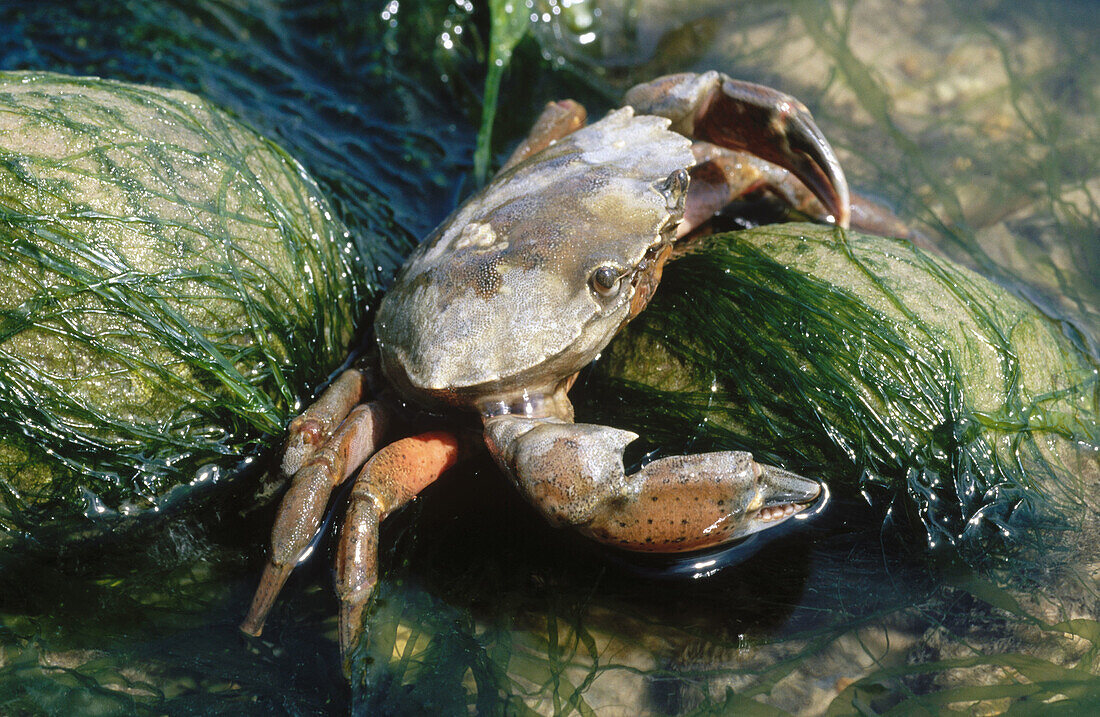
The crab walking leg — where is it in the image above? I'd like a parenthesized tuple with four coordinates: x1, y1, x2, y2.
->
(335, 431, 461, 657)
(625, 70, 851, 228)
(500, 99, 588, 171)
(484, 415, 821, 552)
(282, 368, 370, 477)
(241, 401, 388, 637)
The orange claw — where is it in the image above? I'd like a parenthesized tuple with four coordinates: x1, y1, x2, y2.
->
(335, 431, 461, 659)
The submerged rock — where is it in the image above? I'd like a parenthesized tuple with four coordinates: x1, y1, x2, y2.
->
(0, 72, 366, 549)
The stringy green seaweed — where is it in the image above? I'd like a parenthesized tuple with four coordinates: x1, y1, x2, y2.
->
(0, 72, 365, 546)
(587, 224, 1098, 560)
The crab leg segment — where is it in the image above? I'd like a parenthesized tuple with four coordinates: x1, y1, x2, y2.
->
(501, 99, 587, 171)
(624, 71, 851, 228)
(241, 400, 388, 637)
(335, 431, 461, 657)
(484, 415, 821, 552)
(281, 368, 370, 477)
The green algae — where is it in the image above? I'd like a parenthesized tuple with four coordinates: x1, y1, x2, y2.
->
(473, 0, 531, 187)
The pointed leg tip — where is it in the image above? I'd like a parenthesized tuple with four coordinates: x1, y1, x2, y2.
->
(788, 142, 850, 230)
(240, 602, 272, 639)
(239, 618, 264, 638)
(241, 560, 295, 640)
(827, 183, 852, 230)
(821, 185, 851, 229)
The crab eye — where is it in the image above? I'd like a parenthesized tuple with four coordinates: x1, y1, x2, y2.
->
(590, 265, 623, 296)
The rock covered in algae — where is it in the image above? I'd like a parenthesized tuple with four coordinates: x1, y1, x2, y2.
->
(592, 223, 1098, 559)
(0, 72, 366, 548)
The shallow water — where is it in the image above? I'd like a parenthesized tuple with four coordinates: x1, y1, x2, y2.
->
(1, 0, 1098, 714)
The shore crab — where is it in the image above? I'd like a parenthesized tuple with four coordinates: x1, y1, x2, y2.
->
(240, 71, 851, 657)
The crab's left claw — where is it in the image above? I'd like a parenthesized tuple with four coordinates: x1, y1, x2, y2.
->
(625, 71, 851, 228)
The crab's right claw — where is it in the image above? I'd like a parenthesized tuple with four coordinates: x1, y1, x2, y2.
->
(485, 415, 825, 554)
(747, 464, 824, 536)
(625, 71, 851, 228)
